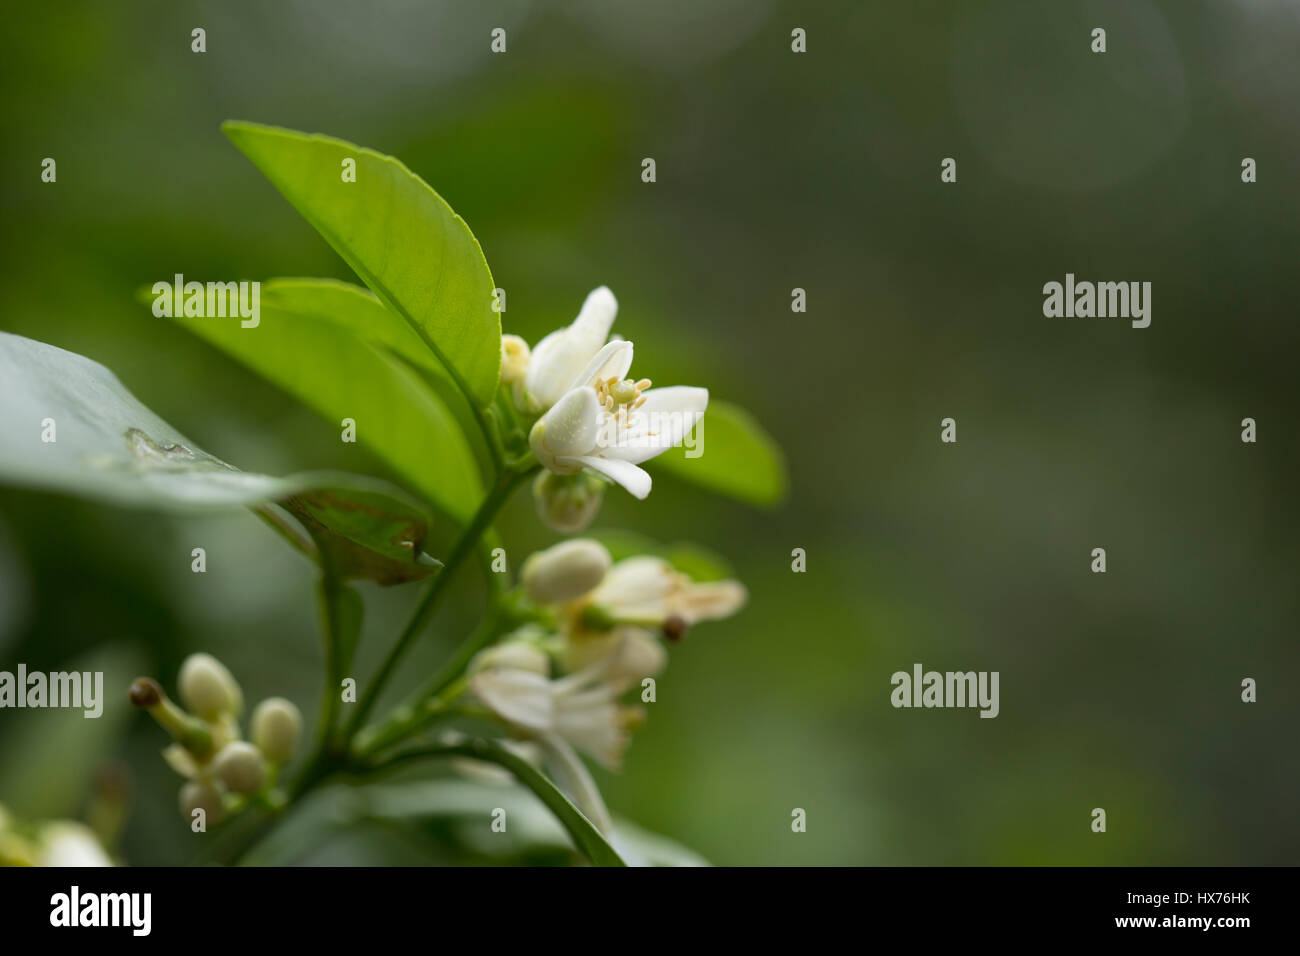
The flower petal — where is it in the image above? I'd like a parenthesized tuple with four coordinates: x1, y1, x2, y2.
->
(568, 339, 634, 394)
(594, 556, 678, 610)
(570, 286, 618, 347)
(565, 454, 653, 499)
(536, 733, 615, 834)
(523, 287, 619, 409)
(674, 579, 749, 623)
(470, 669, 553, 731)
(532, 387, 601, 468)
(596, 386, 708, 464)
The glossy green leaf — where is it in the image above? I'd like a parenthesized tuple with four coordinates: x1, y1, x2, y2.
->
(148, 279, 484, 526)
(651, 399, 787, 507)
(0, 331, 436, 584)
(222, 121, 501, 407)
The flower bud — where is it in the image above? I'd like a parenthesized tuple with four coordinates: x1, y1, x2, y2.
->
(178, 780, 226, 824)
(532, 468, 605, 534)
(522, 539, 612, 605)
(177, 653, 243, 720)
(129, 677, 214, 758)
(210, 741, 265, 795)
(500, 334, 531, 385)
(469, 640, 551, 677)
(251, 697, 302, 765)
(605, 631, 669, 682)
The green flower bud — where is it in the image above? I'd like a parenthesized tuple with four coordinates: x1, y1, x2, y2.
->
(178, 780, 226, 824)
(210, 741, 265, 795)
(251, 697, 302, 765)
(532, 470, 605, 534)
(177, 653, 243, 720)
(129, 677, 214, 758)
(522, 539, 612, 605)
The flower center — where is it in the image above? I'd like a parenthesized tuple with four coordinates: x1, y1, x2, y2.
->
(596, 376, 652, 428)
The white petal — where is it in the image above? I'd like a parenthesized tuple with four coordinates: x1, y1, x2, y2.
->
(551, 685, 626, 770)
(570, 286, 618, 346)
(536, 733, 615, 835)
(596, 386, 708, 464)
(522, 288, 620, 409)
(567, 339, 634, 394)
(565, 454, 653, 499)
(594, 556, 677, 610)
(673, 580, 749, 623)
(532, 387, 601, 468)
(470, 670, 553, 731)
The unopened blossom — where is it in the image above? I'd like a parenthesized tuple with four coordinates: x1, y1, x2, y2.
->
(500, 334, 531, 386)
(532, 470, 606, 534)
(178, 652, 243, 720)
(211, 741, 266, 795)
(522, 538, 612, 605)
(251, 697, 302, 766)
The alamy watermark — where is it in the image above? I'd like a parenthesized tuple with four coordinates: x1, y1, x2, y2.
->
(1043, 273, 1151, 328)
(890, 663, 999, 718)
(594, 408, 704, 458)
(0, 664, 103, 718)
(151, 273, 260, 328)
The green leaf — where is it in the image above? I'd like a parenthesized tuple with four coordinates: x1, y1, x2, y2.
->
(651, 399, 787, 507)
(286, 485, 442, 586)
(222, 121, 501, 407)
(147, 278, 484, 526)
(375, 739, 627, 866)
(0, 331, 436, 584)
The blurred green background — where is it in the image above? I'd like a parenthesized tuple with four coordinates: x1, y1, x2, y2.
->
(2, 0, 1298, 865)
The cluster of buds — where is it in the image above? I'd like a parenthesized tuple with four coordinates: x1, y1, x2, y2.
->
(128, 653, 301, 825)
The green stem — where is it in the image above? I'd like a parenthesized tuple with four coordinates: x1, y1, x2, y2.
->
(363, 738, 627, 867)
(352, 677, 470, 756)
(341, 466, 536, 741)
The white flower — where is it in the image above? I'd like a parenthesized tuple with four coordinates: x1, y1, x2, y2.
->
(528, 347, 708, 499)
(520, 286, 620, 412)
(560, 554, 747, 671)
(591, 555, 748, 629)
(469, 650, 640, 770)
